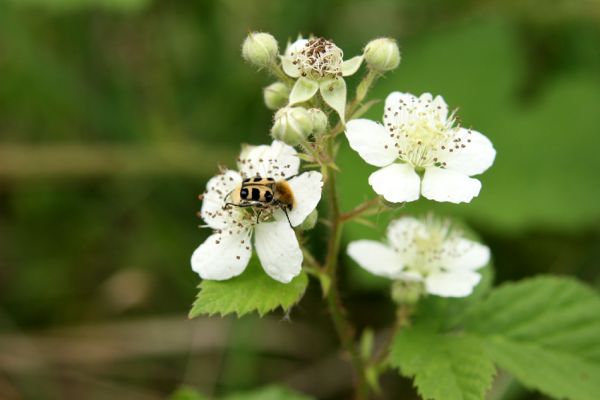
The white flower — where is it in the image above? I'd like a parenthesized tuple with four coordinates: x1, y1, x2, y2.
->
(281, 37, 363, 122)
(191, 141, 323, 283)
(345, 92, 496, 203)
(347, 216, 490, 297)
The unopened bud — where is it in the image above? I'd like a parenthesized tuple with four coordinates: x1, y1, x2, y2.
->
(242, 32, 278, 68)
(391, 280, 423, 305)
(364, 38, 400, 72)
(308, 108, 328, 136)
(263, 82, 289, 110)
(298, 209, 318, 231)
(271, 107, 313, 146)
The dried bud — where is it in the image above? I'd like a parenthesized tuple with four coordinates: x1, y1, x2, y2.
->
(391, 280, 423, 305)
(271, 106, 313, 146)
(242, 32, 278, 68)
(298, 209, 318, 231)
(308, 108, 328, 136)
(263, 82, 290, 110)
(364, 37, 400, 72)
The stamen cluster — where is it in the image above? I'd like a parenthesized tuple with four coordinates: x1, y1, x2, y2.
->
(292, 38, 344, 80)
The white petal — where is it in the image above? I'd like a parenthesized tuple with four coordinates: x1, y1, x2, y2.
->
(386, 217, 427, 264)
(341, 55, 363, 76)
(347, 240, 404, 279)
(345, 119, 397, 167)
(191, 230, 252, 280)
(421, 167, 481, 203)
(436, 128, 496, 176)
(281, 56, 300, 78)
(320, 78, 347, 122)
(254, 221, 303, 283)
(425, 270, 481, 297)
(200, 170, 243, 229)
(383, 91, 418, 127)
(289, 77, 319, 105)
(284, 38, 308, 56)
(285, 171, 323, 227)
(238, 140, 300, 180)
(368, 163, 421, 203)
(441, 238, 490, 271)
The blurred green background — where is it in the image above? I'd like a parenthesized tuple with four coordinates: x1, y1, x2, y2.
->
(0, 0, 599, 399)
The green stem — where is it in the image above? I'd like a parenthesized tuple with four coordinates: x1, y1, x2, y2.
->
(268, 61, 294, 86)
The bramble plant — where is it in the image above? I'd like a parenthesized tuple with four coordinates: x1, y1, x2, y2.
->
(187, 32, 600, 400)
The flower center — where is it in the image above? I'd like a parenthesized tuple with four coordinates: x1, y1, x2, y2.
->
(293, 38, 343, 80)
(384, 95, 467, 169)
(399, 217, 462, 276)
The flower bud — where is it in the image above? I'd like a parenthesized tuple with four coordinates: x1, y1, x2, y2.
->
(298, 209, 318, 231)
(364, 38, 400, 72)
(391, 280, 423, 305)
(271, 107, 313, 146)
(308, 108, 328, 136)
(242, 32, 278, 68)
(263, 82, 290, 110)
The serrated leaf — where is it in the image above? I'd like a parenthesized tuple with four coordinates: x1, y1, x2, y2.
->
(189, 257, 308, 318)
(464, 276, 600, 400)
(224, 385, 314, 400)
(390, 329, 496, 400)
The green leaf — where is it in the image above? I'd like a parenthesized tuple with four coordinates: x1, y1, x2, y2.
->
(464, 276, 600, 400)
(189, 257, 308, 318)
(223, 385, 314, 400)
(390, 329, 496, 400)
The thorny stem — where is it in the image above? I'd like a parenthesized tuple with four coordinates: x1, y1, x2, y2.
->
(323, 161, 370, 399)
(318, 68, 385, 399)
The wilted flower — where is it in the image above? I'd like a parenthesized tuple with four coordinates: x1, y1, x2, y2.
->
(345, 92, 496, 203)
(281, 37, 363, 122)
(191, 141, 323, 283)
(347, 216, 490, 297)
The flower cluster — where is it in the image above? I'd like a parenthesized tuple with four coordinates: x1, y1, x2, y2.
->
(191, 31, 496, 304)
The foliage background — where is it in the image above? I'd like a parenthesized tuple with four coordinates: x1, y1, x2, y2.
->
(0, 0, 599, 398)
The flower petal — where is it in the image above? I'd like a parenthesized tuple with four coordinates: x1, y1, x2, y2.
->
(421, 167, 481, 203)
(368, 163, 421, 203)
(289, 77, 319, 105)
(281, 38, 308, 78)
(425, 270, 481, 298)
(281, 56, 300, 78)
(347, 240, 404, 279)
(201, 170, 243, 229)
(341, 55, 363, 76)
(238, 140, 300, 179)
(435, 128, 496, 176)
(386, 216, 427, 265)
(383, 92, 449, 128)
(254, 220, 303, 283)
(285, 171, 323, 227)
(320, 78, 347, 122)
(191, 230, 252, 280)
(441, 238, 490, 271)
(345, 119, 397, 167)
